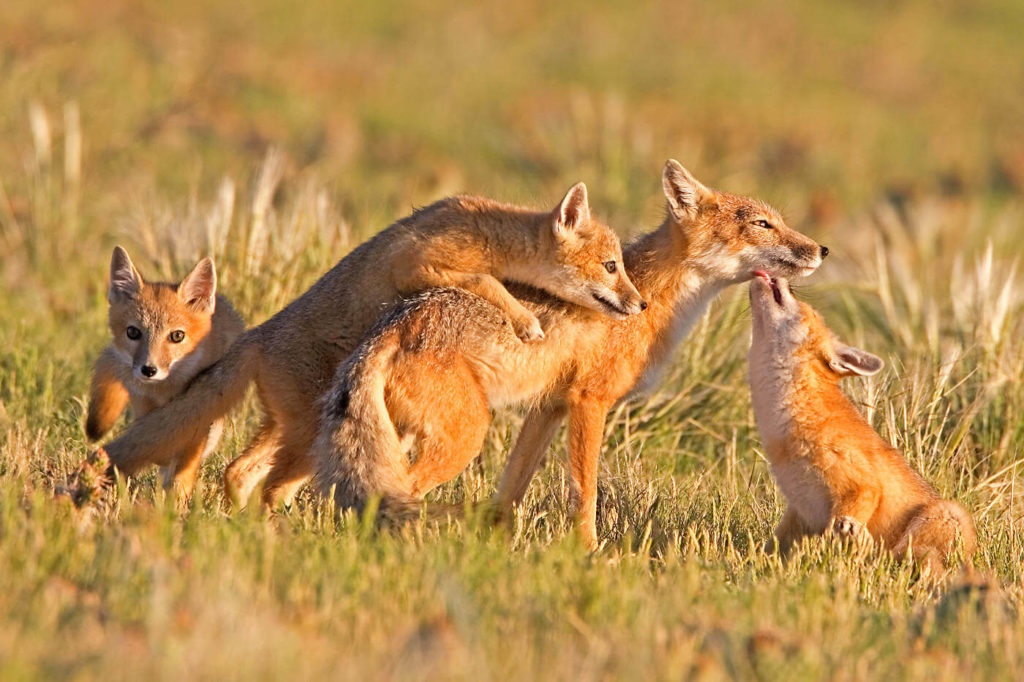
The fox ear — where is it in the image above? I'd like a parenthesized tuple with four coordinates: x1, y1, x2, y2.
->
(109, 246, 143, 303)
(178, 257, 217, 313)
(828, 343, 883, 377)
(662, 159, 716, 223)
(552, 182, 591, 239)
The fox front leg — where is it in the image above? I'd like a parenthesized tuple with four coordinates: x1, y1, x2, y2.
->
(566, 397, 610, 550)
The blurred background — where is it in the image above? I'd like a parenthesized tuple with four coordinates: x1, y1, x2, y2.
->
(2, 0, 1021, 235)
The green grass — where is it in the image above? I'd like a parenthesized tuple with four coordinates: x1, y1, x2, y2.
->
(2, 1, 1023, 679)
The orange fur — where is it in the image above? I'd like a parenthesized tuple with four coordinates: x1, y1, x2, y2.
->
(747, 276, 977, 575)
(86, 247, 245, 504)
(97, 187, 644, 508)
(312, 161, 827, 547)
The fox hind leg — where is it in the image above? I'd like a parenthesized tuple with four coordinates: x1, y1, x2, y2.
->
(893, 500, 977, 573)
(406, 396, 491, 498)
(259, 427, 316, 510)
(224, 416, 281, 508)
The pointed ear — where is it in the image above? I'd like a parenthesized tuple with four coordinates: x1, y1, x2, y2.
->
(662, 159, 716, 223)
(108, 246, 143, 303)
(828, 343, 883, 377)
(178, 257, 217, 312)
(552, 182, 591, 239)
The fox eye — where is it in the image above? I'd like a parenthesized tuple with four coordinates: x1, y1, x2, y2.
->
(126, 326, 141, 340)
(604, 260, 617, 274)
(752, 219, 774, 230)
(168, 330, 185, 343)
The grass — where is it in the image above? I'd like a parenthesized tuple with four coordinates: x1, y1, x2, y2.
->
(1, 0, 1023, 679)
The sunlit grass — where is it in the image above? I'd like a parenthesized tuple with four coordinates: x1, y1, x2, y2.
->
(2, 1, 1023, 679)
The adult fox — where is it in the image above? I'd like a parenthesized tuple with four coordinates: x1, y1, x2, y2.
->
(747, 274, 976, 574)
(313, 160, 827, 548)
(95, 184, 645, 507)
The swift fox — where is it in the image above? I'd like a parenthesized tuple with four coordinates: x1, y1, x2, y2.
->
(85, 246, 245, 501)
(95, 185, 646, 507)
(747, 274, 977, 573)
(312, 160, 827, 548)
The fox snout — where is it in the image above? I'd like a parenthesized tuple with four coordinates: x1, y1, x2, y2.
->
(132, 351, 168, 382)
(595, 276, 646, 318)
(616, 277, 647, 316)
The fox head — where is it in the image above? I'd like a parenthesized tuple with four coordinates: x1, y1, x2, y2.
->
(106, 246, 219, 384)
(749, 274, 883, 383)
(535, 182, 647, 319)
(661, 160, 827, 284)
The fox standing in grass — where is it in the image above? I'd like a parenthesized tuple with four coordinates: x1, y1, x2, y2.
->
(86, 247, 245, 502)
(313, 161, 827, 548)
(96, 184, 645, 507)
(747, 274, 977, 573)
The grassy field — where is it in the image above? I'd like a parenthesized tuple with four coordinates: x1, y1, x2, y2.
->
(2, 0, 1024, 679)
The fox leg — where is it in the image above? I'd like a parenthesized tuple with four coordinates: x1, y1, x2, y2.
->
(260, 427, 316, 510)
(85, 347, 130, 441)
(224, 417, 281, 507)
(407, 392, 491, 497)
(566, 397, 610, 550)
(770, 507, 811, 556)
(893, 500, 977, 574)
(162, 419, 224, 508)
(494, 402, 567, 512)
(395, 267, 544, 342)
(828, 487, 880, 543)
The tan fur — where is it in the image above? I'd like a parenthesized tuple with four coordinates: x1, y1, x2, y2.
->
(747, 276, 977, 574)
(86, 247, 245, 504)
(312, 161, 826, 547)
(97, 186, 645, 508)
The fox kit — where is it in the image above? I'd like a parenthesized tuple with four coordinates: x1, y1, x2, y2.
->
(85, 246, 245, 502)
(312, 160, 827, 548)
(96, 185, 645, 507)
(747, 275, 977, 574)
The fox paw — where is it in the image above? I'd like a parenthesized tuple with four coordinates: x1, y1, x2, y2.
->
(512, 314, 545, 342)
(831, 516, 866, 539)
(59, 448, 114, 509)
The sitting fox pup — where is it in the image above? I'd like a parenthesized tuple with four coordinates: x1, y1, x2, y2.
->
(748, 274, 976, 574)
(86, 247, 245, 503)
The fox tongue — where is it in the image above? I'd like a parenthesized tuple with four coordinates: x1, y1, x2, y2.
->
(752, 270, 772, 285)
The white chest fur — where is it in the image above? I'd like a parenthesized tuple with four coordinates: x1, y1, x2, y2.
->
(632, 278, 726, 397)
(748, 332, 833, 529)
(769, 458, 833, 532)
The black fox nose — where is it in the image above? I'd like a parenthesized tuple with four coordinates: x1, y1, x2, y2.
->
(140, 365, 157, 378)
(640, 300, 648, 311)
(820, 245, 830, 258)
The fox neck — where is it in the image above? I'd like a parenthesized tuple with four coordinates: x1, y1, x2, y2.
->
(623, 222, 729, 392)
(748, 344, 851, 459)
(483, 213, 546, 278)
